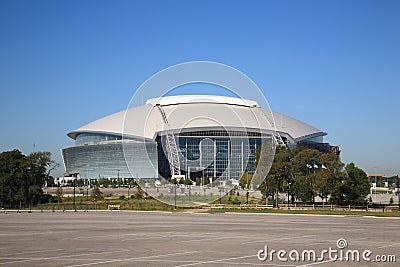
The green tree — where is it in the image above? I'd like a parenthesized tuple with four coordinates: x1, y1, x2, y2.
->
(75, 179, 84, 187)
(28, 185, 42, 208)
(253, 144, 369, 207)
(0, 150, 57, 208)
(55, 186, 63, 203)
(315, 153, 345, 204)
(134, 186, 145, 199)
(239, 172, 253, 189)
(46, 176, 56, 187)
(331, 163, 369, 205)
(292, 149, 322, 203)
(99, 178, 110, 188)
(259, 146, 293, 206)
(183, 179, 193, 186)
(0, 150, 24, 207)
(91, 186, 104, 200)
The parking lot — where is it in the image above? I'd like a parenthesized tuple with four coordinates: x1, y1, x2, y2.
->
(0, 211, 399, 266)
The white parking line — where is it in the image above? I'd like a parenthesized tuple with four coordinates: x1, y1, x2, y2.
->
(378, 242, 400, 249)
(68, 251, 199, 267)
(62, 232, 173, 240)
(180, 235, 249, 243)
(0, 249, 130, 265)
(173, 254, 257, 267)
(298, 258, 336, 266)
(1, 248, 64, 257)
(241, 235, 318, 245)
(121, 232, 215, 241)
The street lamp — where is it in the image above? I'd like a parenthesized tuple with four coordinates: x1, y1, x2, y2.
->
(219, 187, 222, 204)
(67, 172, 79, 212)
(1, 176, 4, 209)
(73, 174, 78, 212)
(188, 185, 191, 203)
(373, 166, 377, 199)
(174, 183, 177, 209)
(397, 175, 400, 210)
(246, 173, 249, 205)
(201, 168, 204, 188)
(287, 182, 292, 209)
(306, 163, 318, 204)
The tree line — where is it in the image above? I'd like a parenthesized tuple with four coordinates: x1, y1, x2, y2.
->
(244, 146, 370, 206)
(0, 149, 58, 208)
(0, 147, 372, 209)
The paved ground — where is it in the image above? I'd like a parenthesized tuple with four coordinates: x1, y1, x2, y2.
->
(0, 211, 399, 266)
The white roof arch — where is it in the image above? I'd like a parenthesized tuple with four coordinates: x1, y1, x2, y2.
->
(67, 95, 326, 142)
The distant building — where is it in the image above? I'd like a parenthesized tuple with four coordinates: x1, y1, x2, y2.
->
(368, 174, 386, 185)
(368, 174, 385, 179)
(54, 176, 76, 186)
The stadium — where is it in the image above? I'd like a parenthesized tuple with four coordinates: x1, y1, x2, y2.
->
(62, 95, 336, 184)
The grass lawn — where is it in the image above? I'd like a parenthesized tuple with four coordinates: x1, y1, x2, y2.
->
(23, 193, 400, 218)
(206, 207, 400, 217)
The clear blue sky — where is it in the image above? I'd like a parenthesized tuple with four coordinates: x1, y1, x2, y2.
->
(1, 0, 399, 177)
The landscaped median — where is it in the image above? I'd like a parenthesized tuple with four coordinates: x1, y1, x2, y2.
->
(205, 204, 400, 217)
(208, 204, 400, 217)
(5, 198, 400, 218)
(4, 189, 399, 217)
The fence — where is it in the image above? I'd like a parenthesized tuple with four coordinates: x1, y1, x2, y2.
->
(1, 203, 102, 212)
(2, 202, 399, 213)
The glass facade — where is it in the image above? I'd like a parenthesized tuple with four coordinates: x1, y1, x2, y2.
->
(75, 133, 123, 146)
(62, 141, 158, 179)
(63, 130, 272, 182)
(158, 130, 272, 181)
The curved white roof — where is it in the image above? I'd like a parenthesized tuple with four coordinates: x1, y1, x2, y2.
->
(146, 95, 259, 107)
(68, 95, 326, 142)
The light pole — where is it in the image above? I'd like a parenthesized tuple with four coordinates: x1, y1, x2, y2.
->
(397, 175, 400, 210)
(174, 182, 177, 210)
(373, 166, 377, 199)
(188, 185, 191, 203)
(1, 176, 4, 209)
(287, 182, 292, 209)
(202, 169, 204, 188)
(312, 163, 318, 205)
(73, 178, 76, 212)
(246, 173, 249, 204)
(68, 172, 79, 212)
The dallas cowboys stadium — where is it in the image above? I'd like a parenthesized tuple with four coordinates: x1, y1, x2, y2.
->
(62, 95, 337, 183)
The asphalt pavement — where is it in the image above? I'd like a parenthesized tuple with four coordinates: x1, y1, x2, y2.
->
(0, 211, 399, 266)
